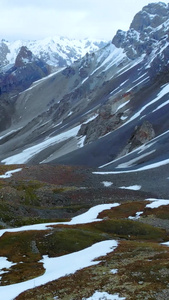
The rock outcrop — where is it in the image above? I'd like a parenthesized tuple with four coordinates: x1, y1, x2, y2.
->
(118, 120, 155, 158)
(112, 2, 169, 60)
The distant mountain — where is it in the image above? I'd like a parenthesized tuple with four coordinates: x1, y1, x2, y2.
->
(1, 36, 107, 69)
(0, 2, 169, 196)
(0, 46, 49, 95)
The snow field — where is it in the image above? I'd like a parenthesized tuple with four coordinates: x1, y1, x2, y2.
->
(0, 203, 121, 300)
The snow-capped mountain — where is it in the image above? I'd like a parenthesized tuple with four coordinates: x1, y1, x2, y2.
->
(0, 2, 169, 196)
(1, 36, 107, 69)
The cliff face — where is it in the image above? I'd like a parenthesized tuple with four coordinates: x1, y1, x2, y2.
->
(112, 2, 169, 61)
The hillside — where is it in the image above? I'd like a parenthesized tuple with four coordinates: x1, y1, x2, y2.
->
(0, 164, 168, 299)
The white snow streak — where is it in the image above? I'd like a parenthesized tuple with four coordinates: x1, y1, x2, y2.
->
(120, 185, 141, 191)
(1, 125, 81, 164)
(162, 241, 169, 247)
(128, 211, 143, 220)
(0, 240, 118, 300)
(0, 168, 22, 178)
(125, 83, 169, 124)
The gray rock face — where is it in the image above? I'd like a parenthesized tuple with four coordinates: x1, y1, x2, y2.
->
(128, 120, 155, 151)
(117, 121, 155, 158)
(112, 2, 169, 60)
(0, 41, 9, 67)
(0, 47, 49, 95)
(15, 46, 34, 67)
(130, 2, 168, 31)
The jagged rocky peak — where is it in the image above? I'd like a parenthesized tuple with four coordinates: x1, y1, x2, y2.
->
(15, 46, 34, 67)
(130, 2, 169, 31)
(112, 2, 169, 60)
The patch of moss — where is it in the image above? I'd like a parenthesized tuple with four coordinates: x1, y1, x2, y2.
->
(52, 186, 76, 194)
(81, 218, 167, 241)
(0, 226, 104, 285)
(1, 261, 44, 285)
(13, 180, 45, 206)
(0, 201, 16, 225)
(9, 216, 70, 227)
(145, 205, 169, 220)
(98, 201, 149, 219)
(0, 165, 23, 175)
(37, 228, 105, 257)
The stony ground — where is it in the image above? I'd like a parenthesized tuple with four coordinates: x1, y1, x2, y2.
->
(0, 164, 168, 300)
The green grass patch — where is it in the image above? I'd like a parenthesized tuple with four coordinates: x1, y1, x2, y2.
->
(13, 180, 44, 206)
(80, 218, 167, 241)
(0, 165, 23, 175)
(98, 201, 149, 219)
(0, 226, 104, 284)
(37, 228, 105, 257)
(144, 205, 169, 220)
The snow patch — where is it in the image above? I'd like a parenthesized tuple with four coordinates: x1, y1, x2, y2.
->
(110, 269, 118, 274)
(146, 198, 169, 209)
(85, 291, 125, 300)
(162, 241, 169, 247)
(1, 125, 81, 164)
(102, 181, 113, 187)
(77, 135, 86, 148)
(120, 185, 141, 191)
(115, 100, 130, 113)
(83, 114, 99, 124)
(0, 203, 120, 237)
(0, 240, 118, 300)
(0, 168, 22, 178)
(0, 257, 16, 272)
(128, 212, 143, 220)
(69, 203, 120, 225)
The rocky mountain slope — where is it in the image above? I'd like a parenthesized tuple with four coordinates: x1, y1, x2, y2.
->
(0, 2, 169, 177)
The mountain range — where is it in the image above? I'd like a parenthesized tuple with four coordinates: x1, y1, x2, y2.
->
(0, 36, 106, 69)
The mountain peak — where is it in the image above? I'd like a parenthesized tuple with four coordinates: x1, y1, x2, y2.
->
(130, 2, 169, 31)
(112, 2, 169, 60)
(15, 46, 34, 67)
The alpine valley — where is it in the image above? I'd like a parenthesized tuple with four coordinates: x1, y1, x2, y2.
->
(0, 2, 169, 300)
